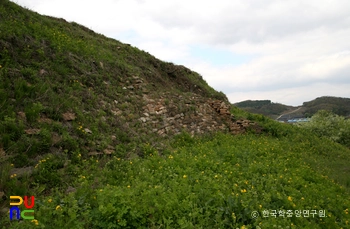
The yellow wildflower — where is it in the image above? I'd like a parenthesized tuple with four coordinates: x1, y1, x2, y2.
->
(31, 219, 39, 225)
(241, 189, 247, 193)
(288, 196, 292, 201)
(127, 185, 130, 188)
(55, 205, 61, 210)
(48, 199, 52, 203)
(183, 175, 187, 178)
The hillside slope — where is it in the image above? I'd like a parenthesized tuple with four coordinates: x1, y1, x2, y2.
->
(1, 1, 350, 228)
(0, 0, 261, 168)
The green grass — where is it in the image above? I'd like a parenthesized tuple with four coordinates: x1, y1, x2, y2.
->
(0, 1, 350, 228)
(2, 132, 350, 228)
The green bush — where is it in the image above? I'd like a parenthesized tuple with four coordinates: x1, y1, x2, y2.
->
(298, 110, 350, 147)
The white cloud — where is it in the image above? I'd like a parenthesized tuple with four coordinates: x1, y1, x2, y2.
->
(11, 0, 350, 106)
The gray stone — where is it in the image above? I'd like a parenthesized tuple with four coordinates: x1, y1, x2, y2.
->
(66, 186, 76, 194)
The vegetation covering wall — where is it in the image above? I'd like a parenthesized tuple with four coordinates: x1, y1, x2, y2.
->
(0, 1, 349, 228)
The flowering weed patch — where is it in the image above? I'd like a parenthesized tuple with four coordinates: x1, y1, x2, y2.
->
(7, 133, 348, 228)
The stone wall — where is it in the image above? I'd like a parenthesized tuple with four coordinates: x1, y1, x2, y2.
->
(138, 94, 262, 137)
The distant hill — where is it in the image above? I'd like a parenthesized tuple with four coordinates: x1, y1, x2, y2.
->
(234, 100, 295, 119)
(302, 96, 350, 117)
(234, 96, 350, 120)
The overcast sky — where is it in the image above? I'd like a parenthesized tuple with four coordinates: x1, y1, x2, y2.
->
(12, 0, 350, 106)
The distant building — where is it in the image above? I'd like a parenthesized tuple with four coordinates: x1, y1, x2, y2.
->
(287, 118, 310, 123)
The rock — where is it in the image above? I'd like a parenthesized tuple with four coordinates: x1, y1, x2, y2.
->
(17, 111, 26, 120)
(135, 79, 143, 84)
(62, 112, 76, 121)
(111, 109, 122, 116)
(25, 129, 40, 135)
(39, 117, 53, 124)
(65, 186, 76, 194)
(10, 167, 34, 177)
(84, 128, 92, 134)
(140, 117, 147, 123)
(39, 69, 47, 75)
(157, 129, 165, 135)
(51, 133, 61, 145)
(88, 152, 103, 156)
(103, 149, 113, 155)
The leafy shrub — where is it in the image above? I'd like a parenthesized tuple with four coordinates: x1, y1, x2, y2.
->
(298, 110, 350, 147)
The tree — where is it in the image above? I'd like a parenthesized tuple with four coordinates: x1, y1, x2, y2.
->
(298, 110, 350, 148)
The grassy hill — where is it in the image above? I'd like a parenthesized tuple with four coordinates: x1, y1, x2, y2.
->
(234, 96, 350, 120)
(302, 96, 350, 117)
(233, 100, 294, 119)
(1, 1, 350, 228)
